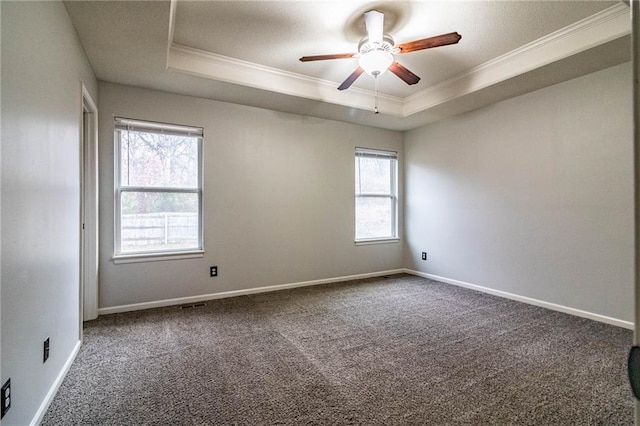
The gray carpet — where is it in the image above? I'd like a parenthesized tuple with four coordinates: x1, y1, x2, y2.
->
(42, 274, 633, 425)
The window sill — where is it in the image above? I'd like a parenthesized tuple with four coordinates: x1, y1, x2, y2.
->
(355, 238, 400, 246)
(113, 250, 205, 264)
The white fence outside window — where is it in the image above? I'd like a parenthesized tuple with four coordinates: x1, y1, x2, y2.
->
(121, 212, 199, 251)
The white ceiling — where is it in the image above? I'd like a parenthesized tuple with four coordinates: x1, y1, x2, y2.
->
(64, 1, 631, 130)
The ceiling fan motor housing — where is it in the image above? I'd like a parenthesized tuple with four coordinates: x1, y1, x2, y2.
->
(358, 35, 396, 54)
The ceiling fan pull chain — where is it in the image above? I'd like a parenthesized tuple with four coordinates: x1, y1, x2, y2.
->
(374, 74, 379, 114)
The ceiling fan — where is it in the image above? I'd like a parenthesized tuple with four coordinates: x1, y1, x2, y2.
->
(299, 10, 461, 91)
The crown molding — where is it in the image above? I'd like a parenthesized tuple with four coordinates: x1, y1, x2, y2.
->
(403, 2, 631, 116)
(165, 0, 177, 70)
(166, 2, 630, 118)
(167, 44, 405, 116)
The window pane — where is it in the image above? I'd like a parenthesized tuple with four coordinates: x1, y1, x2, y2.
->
(120, 192, 199, 253)
(356, 197, 393, 240)
(120, 131, 199, 188)
(356, 157, 391, 195)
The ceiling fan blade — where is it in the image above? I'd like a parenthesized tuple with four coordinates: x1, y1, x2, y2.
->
(364, 10, 384, 44)
(299, 53, 357, 62)
(338, 67, 364, 91)
(396, 32, 462, 54)
(389, 62, 420, 85)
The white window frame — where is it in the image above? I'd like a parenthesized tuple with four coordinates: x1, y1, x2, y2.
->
(113, 117, 204, 263)
(355, 147, 399, 244)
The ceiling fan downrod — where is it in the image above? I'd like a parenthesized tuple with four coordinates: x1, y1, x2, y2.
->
(374, 74, 380, 114)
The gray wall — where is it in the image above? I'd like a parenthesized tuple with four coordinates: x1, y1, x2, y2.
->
(98, 82, 404, 309)
(0, 3, 632, 422)
(1, 1, 97, 425)
(404, 62, 634, 323)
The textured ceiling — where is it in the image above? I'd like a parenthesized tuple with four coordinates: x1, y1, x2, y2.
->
(64, 1, 630, 130)
(173, 1, 615, 97)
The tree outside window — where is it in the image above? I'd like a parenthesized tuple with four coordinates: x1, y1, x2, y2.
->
(115, 118, 203, 256)
(355, 148, 398, 241)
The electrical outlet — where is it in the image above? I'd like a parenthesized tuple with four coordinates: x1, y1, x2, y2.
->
(44, 337, 50, 363)
(210, 266, 218, 277)
(1, 379, 10, 419)
(421, 252, 427, 261)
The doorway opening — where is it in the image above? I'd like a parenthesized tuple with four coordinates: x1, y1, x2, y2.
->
(80, 84, 99, 334)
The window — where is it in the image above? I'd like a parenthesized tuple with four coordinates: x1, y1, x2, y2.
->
(355, 148, 398, 242)
(114, 117, 203, 258)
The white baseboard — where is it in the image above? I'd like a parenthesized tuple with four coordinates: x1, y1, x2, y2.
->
(30, 340, 81, 426)
(98, 269, 405, 316)
(98, 268, 633, 329)
(404, 269, 634, 330)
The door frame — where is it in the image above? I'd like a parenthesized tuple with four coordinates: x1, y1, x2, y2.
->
(80, 83, 99, 329)
(633, 1, 639, 424)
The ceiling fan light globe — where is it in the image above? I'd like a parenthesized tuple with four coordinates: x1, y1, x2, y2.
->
(359, 50, 393, 76)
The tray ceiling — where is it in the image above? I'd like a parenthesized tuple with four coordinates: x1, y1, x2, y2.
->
(64, 1, 631, 130)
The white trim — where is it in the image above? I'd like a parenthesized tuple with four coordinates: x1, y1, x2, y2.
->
(167, 43, 405, 116)
(81, 84, 97, 116)
(404, 269, 634, 330)
(81, 84, 99, 322)
(112, 250, 204, 264)
(630, 0, 640, 421)
(98, 269, 404, 315)
(166, 0, 177, 70)
(354, 238, 400, 246)
(165, 3, 629, 117)
(30, 340, 81, 426)
(403, 3, 631, 116)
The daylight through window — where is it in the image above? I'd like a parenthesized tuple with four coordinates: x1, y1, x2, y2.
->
(355, 148, 398, 242)
(114, 117, 203, 256)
